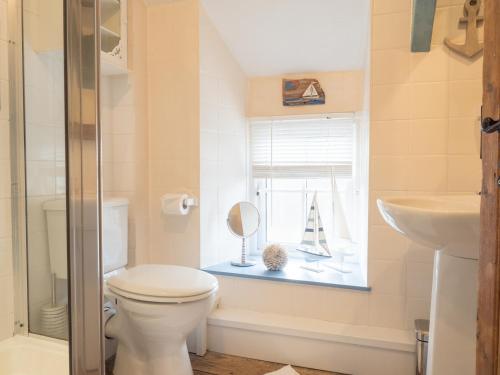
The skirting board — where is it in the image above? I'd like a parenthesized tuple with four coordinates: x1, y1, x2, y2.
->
(207, 308, 416, 375)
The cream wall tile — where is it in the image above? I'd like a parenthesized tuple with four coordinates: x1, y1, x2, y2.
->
(408, 156, 448, 192)
(410, 46, 449, 82)
(112, 163, 136, 192)
(406, 261, 434, 299)
(0, 121, 9, 161)
(321, 289, 370, 325)
(448, 117, 481, 155)
(112, 105, 136, 135)
(373, 0, 411, 15)
(410, 82, 448, 119)
(372, 49, 410, 85)
(406, 243, 435, 264)
(409, 119, 448, 155)
(449, 55, 483, 81)
(447, 156, 481, 193)
(369, 294, 407, 329)
(372, 13, 411, 50)
(449, 80, 482, 118)
(26, 161, 56, 196)
(369, 225, 409, 261)
(25, 126, 55, 161)
(200, 130, 218, 162)
(371, 121, 410, 156)
(406, 297, 431, 329)
(112, 134, 136, 163)
(369, 260, 406, 296)
(437, 0, 465, 6)
(371, 156, 409, 191)
(371, 84, 410, 121)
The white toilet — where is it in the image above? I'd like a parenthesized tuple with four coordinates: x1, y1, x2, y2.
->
(45, 198, 218, 375)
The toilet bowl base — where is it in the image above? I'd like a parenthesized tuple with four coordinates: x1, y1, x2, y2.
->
(113, 340, 193, 375)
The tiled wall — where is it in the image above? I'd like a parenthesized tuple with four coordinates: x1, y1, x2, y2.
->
(0, 0, 14, 341)
(102, 0, 150, 266)
(368, 0, 482, 329)
(146, 0, 201, 267)
(199, 6, 248, 268)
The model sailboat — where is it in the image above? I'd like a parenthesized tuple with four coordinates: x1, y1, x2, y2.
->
(297, 192, 332, 259)
(297, 178, 354, 273)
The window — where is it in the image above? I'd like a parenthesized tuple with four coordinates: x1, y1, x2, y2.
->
(250, 115, 360, 258)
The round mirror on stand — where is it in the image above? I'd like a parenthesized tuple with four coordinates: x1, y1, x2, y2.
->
(227, 202, 260, 267)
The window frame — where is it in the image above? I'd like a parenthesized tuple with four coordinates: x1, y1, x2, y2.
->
(248, 113, 361, 257)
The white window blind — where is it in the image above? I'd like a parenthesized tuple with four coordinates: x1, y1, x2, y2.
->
(250, 117, 355, 179)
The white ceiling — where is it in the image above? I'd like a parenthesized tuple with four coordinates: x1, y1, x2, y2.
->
(201, 0, 371, 77)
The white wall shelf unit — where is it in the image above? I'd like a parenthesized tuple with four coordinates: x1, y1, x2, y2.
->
(101, 0, 128, 76)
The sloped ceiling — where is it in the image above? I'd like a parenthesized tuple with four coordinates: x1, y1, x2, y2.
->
(201, 0, 371, 77)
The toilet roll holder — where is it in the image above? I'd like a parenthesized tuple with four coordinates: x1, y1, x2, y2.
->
(182, 196, 199, 209)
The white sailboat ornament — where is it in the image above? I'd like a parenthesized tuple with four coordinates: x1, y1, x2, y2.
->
(296, 192, 332, 272)
(297, 178, 354, 273)
(324, 176, 355, 274)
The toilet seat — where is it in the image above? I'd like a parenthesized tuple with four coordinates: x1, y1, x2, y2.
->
(107, 264, 218, 303)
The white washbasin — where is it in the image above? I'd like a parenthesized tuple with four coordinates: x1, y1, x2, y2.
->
(377, 195, 480, 259)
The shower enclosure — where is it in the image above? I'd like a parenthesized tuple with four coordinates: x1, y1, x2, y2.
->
(1, 0, 104, 373)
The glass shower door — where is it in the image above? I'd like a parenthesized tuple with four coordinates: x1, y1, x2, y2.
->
(23, 0, 68, 340)
(17, 0, 104, 373)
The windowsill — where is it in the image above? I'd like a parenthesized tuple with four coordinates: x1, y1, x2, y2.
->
(202, 256, 370, 291)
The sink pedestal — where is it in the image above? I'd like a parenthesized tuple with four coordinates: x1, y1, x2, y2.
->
(428, 251, 478, 375)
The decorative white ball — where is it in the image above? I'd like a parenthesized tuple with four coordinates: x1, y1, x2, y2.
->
(262, 244, 288, 271)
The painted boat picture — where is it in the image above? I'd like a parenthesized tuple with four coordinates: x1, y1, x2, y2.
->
(282, 78, 326, 106)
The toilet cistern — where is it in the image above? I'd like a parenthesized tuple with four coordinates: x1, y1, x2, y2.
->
(377, 195, 480, 375)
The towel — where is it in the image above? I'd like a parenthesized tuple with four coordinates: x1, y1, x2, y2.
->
(264, 365, 301, 375)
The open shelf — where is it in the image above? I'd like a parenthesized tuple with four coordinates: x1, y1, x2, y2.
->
(101, 26, 120, 39)
(100, 0, 127, 76)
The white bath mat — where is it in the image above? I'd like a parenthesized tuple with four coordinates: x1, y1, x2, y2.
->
(264, 365, 301, 375)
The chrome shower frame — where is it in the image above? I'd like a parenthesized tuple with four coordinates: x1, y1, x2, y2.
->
(65, 0, 104, 373)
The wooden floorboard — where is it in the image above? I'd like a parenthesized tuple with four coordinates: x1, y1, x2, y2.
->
(190, 351, 345, 375)
(107, 351, 345, 374)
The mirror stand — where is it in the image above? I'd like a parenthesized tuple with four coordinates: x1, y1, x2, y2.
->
(231, 237, 256, 267)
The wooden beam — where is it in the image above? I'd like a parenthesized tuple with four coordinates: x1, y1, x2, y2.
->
(477, 0, 500, 374)
(411, 0, 437, 52)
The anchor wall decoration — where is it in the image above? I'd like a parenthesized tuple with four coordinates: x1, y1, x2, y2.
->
(444, 0, 484, 58)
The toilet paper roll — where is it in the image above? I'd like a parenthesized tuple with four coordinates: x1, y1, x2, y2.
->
(161, 193, 190, 216)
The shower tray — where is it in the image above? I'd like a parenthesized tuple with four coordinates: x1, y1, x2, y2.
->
(0, 335, 69, 375)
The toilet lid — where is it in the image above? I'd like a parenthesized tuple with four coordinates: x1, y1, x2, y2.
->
(107, 264, 218, 299)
